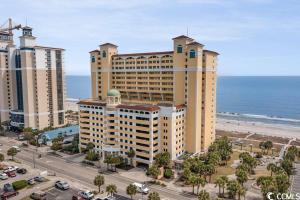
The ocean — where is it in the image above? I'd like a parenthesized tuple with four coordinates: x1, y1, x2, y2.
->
(66, 76, 300, 127)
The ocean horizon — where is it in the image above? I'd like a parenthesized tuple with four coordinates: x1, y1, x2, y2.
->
(66, 75, 300, 127)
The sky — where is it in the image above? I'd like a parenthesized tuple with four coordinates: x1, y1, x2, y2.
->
(1, 0, 300, 76)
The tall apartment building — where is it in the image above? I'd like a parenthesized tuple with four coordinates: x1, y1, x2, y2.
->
(79, 35, 218, 166)
(0, 26, 66, 130)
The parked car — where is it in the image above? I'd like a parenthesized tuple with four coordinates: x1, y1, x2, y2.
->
(3, 183, 14, 192)
(30, 191, 47, 200)
(11, 146, 21, 152)
(55, 180, 70, 190)
(34, 176, 45, 182)
(27, 178, 35, 185)
(0, 173, 8, 180)
(94, 196, 116, 200)
(0, 191, 19, 199)
(5, 171, 16, 177)
(16, 168, 27, 174)
(132, 182, 149, 194)
(78, 190, 94, 200)
(4, 166, 18, 173)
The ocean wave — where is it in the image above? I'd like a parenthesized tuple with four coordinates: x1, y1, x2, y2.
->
(217, 112, 300, 123)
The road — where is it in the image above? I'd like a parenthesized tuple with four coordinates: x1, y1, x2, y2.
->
(0, 137, 195, 200)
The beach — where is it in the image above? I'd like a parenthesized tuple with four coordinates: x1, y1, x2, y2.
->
(217, 118, 300, 139)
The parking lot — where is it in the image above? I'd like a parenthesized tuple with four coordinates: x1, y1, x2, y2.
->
(46, 187, 78, 200)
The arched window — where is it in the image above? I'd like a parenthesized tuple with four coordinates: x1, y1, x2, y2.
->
(102, 50, 106, 58)
(177, 45, 183, 53)
(189, 49, 196, 58)
(91, 56, 95, 63)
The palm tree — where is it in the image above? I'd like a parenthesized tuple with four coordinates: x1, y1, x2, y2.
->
(104, 154, 113, 170)
(267, 163, 277, 176)
(227, 180, 239, 199)
(198, 190, 210, 200)
(215, 176, 228, 197)
(127, 149, 136, 167)
(106, 184, 117, 197)
(264, 141, 273, 155)
(147, 165, 160, 181)
(236, 169, 248, 186)
(7, 147, 18, 160)
(195, 176, 205, 195)
(94, 175, 105, 192)
(237, 185, 246, 200)
(188, 175, 197, 194)
(126, 184, 137, 199)
(148, 192, 160, 200)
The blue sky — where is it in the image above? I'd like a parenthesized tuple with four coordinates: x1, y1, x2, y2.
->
(1, 0, 300, 76)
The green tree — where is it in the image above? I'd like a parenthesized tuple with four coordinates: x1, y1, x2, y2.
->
(198, 190, 210, 200)
(127, 149, 136, 166)
(85, 142, 95, 152)
(227, 180, 240, 199)
(264, 141, 273, 154)
(275, 172, 290, 193)
(104, 154, 113, 170)
(111, 156, 122, 172)
(51, 141, 62, 152)
(259, 142, 266, 154)
(183, 167, 192, 182)
(215, 176, 228, 197)
(256, 176, 276, 200)
(236, 185, 246, 200)
(195, 176, 205, 195)
(126, 184, 137, 199)
(154, 152, 171, 168)
(86, 150, 99, 161)
(267, 163, 277, 176)
(148, 192, 160, 200)
(106, 184, 117, 197)
(281, 158, 293, 176)
(0, 153, 4, 162)
(7, 147, 18, 160)
(147, 165, 160, 180)
(188, 174, 197, 194)
(236, 169, 248, 186)
(94, 175, 105, 192)
(24, 131, 34, 144)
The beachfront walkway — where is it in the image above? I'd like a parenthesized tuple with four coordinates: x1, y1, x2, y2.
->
(290, 163, 300, 193)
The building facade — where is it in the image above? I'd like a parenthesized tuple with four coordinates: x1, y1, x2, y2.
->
(0, 26, 66, 130)
(79, 35, 218, 166)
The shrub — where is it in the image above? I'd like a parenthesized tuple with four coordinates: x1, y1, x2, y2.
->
(86, 151, 99, 161)
(164, 168, 173, 179)
(12, 180, 28, 190)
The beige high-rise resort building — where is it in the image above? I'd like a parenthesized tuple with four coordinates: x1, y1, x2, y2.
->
(79, 35, 218, 166)
(0, 25, 66, 130)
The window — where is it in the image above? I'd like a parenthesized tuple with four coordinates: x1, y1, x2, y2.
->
(102, 51, 106, 58)
(91, 56, 95, 63)
(189, 49, 196, 58)
(177, 45, 183, 53)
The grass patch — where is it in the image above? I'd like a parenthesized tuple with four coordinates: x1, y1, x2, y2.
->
(211, 151, 240, 182)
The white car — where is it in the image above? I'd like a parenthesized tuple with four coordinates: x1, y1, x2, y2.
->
(4, 166, 18, 173)
(12, 146, 21, 152)
(133, 182, 149, 194)
(78, 190, 94, 200)
(0, 173, 8, 180)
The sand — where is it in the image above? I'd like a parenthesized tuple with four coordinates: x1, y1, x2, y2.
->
(216, 118, 300, 139)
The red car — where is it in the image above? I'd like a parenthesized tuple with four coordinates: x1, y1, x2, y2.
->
(5, 171, 16, 177)
(0, 191, 19, 200)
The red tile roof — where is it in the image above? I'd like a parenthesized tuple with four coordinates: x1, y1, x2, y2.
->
(77, 100, 106, 107)
(172, 35, 194, 40)
(175, 104, 186, 110)
(117, 104, 160, 112)
(188, 41, 204, 47)
(100, 43, 118, 48)
(113, 51, 173, 57)
(89, 49, 100, 53)
(203, 50, 219, 56)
